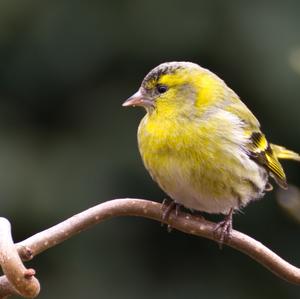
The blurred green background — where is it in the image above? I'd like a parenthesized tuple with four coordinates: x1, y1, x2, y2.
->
(0, 1, 300, 298)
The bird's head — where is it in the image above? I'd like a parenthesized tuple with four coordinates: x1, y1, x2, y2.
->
(123, 62, 214, 114)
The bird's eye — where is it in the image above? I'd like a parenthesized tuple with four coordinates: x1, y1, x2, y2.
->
(156, 85, 168, 94)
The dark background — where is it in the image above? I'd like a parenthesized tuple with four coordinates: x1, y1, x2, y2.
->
(0, 1, 300, 298)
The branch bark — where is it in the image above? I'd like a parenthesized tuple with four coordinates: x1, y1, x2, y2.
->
(0, 218, 40, 298)
(0, 198, 299, 298)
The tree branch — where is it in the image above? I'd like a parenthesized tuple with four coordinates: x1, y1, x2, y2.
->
(0, 198, 299, 298)
(0, 218, 40, 298)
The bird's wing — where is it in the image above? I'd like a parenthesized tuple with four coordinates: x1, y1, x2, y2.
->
(226, 99, 260, 131)
(247, 131, 287, 189)
(226, 99, 287, 189)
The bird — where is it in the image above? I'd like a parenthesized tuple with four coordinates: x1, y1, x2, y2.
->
(122, 61, 300, 243)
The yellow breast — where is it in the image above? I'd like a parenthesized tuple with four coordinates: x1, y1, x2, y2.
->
(137, 108, 266, 214)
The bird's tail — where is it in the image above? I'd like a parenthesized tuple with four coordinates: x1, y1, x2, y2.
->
(271, 144, 300, 161)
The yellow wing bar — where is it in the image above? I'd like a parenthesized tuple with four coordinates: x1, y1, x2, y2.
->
(248, 132, 287, 189)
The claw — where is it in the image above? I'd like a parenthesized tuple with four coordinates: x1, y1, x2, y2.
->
(162, 199, 181, 220)
(214, 208, 233, 249)
(162, 200, 176, 221)
(161, 199, 181, 231)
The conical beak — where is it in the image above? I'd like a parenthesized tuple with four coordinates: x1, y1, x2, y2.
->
(122, 90, 153, 108)
(122, 90, 144, 107)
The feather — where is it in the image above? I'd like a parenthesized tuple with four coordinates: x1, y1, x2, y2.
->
(247, 132, 288, 189)
(270, 144, 300, 161)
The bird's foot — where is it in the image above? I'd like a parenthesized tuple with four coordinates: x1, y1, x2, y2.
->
(161, 199, 181, 232)
(162, 199, 181, 220)
(214, 208, 233, 249)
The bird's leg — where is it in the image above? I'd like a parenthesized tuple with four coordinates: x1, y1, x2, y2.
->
(161, 199, 181, 232)
(214, 208, 234, 249)
(161, 199, 180, 220)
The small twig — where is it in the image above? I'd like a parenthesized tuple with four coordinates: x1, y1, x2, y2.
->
(0, 218, 40, 298)
(0, 198, 299, 298)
